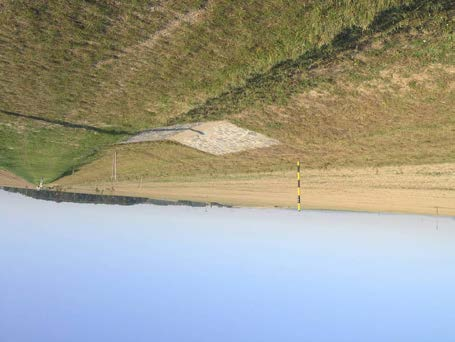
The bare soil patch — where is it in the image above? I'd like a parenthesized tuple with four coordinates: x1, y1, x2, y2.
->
(0, 170, 33, 188)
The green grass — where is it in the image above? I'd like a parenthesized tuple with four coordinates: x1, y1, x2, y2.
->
(0, 113, 122, 183)
(1, 0, 416, 128)
(0, 0, 454, 183)
(56, 141, 298, 185)
(172, 0, 455, 124)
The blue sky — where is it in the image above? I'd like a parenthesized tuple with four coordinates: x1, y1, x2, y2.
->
(1, 191, 455, 342)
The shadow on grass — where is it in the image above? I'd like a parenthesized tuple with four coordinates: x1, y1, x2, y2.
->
(173, 0, 454, 123)
(0, 109, 131, 135)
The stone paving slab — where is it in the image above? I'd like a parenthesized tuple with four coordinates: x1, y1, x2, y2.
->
(123, 121, 279, 155)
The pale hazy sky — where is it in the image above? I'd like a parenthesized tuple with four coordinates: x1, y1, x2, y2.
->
(1, 191, 455, 342)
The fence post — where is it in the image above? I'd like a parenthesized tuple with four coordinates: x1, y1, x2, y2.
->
(112, 150, 117, 182)
(297, 161, 301, 212)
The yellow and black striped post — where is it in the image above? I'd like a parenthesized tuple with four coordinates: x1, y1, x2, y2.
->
(297, 160, 301, 212)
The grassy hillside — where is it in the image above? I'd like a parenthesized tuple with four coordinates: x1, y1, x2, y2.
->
(0, 110, 121, 182)
(0, 0, 454, 184)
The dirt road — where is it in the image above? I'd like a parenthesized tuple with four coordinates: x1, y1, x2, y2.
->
(0, 169, 33, 188)
(61, 163, 455, 216)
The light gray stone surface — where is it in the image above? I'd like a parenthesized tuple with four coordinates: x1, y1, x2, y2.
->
(122, 121, 279, 155)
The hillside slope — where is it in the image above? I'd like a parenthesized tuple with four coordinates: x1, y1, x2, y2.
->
(0, 0, 454, 184)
